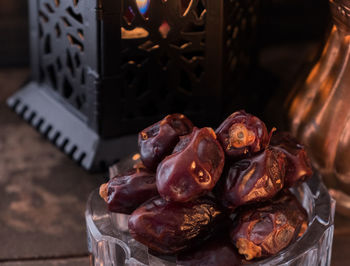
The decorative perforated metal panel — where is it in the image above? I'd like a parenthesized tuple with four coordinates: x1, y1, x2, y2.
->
(38, 0, 88, 117)
(118, 0, 208, 120)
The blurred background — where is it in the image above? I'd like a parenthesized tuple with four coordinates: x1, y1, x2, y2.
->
(0, 1, 29, 67)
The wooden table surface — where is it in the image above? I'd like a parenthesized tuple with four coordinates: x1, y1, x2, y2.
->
(0, 69, 101, 265)
(1, 67, 349, 266)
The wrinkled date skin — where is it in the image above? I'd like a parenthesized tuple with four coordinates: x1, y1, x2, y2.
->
(156, 127, 225, 202)
(138, 114, 194, 171)
(230, 191, 308, 260)
(219, 146, 286, 211)
(99, 169, 158, 214)
(128, 196, 224, 254)
(216, 110, 270, 160)
(177, 236, 245, 266)
(271, 132, 313, 188)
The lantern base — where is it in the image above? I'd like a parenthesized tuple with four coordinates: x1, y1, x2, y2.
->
(7, 82, 138, 172)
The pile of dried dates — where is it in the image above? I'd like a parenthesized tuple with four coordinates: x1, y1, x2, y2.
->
(99, 111, 312, 265)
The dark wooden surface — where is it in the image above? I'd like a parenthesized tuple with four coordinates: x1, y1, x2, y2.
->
(0, 69, 103, 265)
(0, 67, 350, 265)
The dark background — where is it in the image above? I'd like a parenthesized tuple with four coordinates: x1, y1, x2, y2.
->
(0, 1, 29, 67)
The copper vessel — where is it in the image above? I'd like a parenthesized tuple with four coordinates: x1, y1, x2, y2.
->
(287, 0, 350, 215)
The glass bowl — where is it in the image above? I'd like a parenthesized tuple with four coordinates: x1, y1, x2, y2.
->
(85, 154, 335, 266)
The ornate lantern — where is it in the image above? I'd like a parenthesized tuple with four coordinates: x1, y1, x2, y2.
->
(8, 0, 259, 171)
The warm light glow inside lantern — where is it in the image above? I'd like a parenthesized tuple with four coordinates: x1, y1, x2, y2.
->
(136, 0, 150, 15)
(121, 27, 149, 39)
(122, 0, 152, 39)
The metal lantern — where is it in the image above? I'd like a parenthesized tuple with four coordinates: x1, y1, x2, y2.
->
(8, 0, 259, 171)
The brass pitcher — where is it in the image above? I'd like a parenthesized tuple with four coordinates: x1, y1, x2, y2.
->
(287, 0, 350, 215)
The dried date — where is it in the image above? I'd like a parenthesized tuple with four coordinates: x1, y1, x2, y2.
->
(156, 127, 225, 202)
(128, 196, 224, 254)
(270, 132, 313, 188)
(216, 110, 270, 160)
(99, 169, 158, 214)
(230, 191, 308, 260)
(219, 146, 286, 211)
(138, 114, 193, 171)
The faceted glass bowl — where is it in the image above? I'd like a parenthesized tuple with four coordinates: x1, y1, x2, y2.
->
(85, 154, 335, 266)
